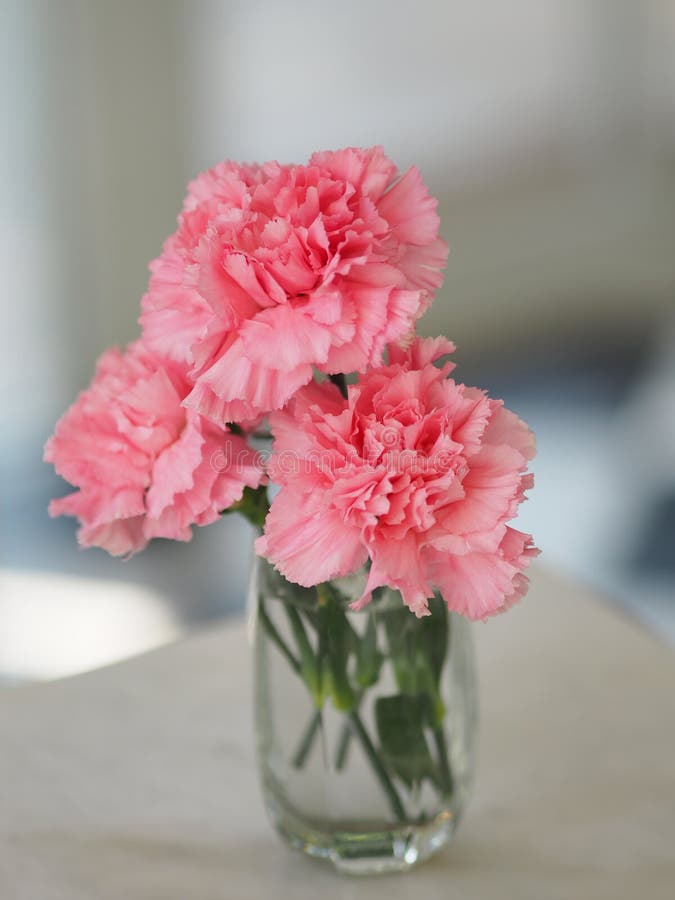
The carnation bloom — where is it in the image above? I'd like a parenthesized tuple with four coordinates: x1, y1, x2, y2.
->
(256, 337, 538, 619)
(44, 342, 264, 556)
(140, 147, 448, 424)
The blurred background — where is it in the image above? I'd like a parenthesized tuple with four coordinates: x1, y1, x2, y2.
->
(1, 0, 674, 682)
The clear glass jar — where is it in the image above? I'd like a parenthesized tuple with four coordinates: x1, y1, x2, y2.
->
(249, 556, 478, 875)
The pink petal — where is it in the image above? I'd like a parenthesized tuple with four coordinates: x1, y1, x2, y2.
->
(484, 404, 536, 461)
(256, 487, 367, 586)
(355, 533, 433, 617)
(186, 336, 313, 422)
(146, 420, 204, 519)
(240, 304, 333, 371)
(377, 167, 441, 245)
(389, 335, 456, 369)
(140, 251, 213, 365)
(309, 146, 397, 200)
(423, 546, 517, 620)
(398, 238, 449, 293)
(79, 517, 148, 556)
(438, 443, 526, 536)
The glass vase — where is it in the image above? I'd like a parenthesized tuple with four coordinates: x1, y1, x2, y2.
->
(249, 556, 478, 875)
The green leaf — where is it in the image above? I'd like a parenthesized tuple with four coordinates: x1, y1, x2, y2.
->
(317, 587, 355, 711)
(225, 485, 269, 530)
(285, 606, 322, 707)
(375, 693, 439, 789)
(419, 593, 449, 685)
(413, 655, 445, 727)
(355, 612, 384, 688)
(257, 599, 301, 675)
(382, 596, 449, 724)
(270, 579, 321, 614)
(383, 608, 419, 694)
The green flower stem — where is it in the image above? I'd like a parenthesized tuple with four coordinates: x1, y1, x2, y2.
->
(292, 709, 322, 768)
(431, 725, 454, 797)
(258, 600, 301, 676)
(335, 693, 362, 770)
(259, 582, 408, 823)
(335, 721, 353, 771)
(284, 605, 322, 706)
(349, 709, 407, 823)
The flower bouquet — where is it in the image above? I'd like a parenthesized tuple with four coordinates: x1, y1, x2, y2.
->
(46, 147, 537, 873)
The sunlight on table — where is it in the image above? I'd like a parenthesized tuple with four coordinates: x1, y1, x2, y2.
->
(0, 569, 180, 682)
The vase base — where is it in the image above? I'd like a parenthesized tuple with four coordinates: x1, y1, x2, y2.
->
(267, 800, 456, 875)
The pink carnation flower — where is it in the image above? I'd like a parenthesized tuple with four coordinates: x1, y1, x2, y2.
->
(140, 147, 448, 424)
(256, 337, 538, 619)
(44, 342, 264, 556)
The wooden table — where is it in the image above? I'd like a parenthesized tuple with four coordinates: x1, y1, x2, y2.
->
(2, 567, 674, 899)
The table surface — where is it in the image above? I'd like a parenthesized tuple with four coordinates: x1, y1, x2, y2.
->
(2, 566, 674, 900)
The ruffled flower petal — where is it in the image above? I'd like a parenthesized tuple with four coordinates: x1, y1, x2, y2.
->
(258, 337, 537, 619)
(45, 341, 265, 556)
(255, 488, 367, 587)
(140, 147, 448, 423)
